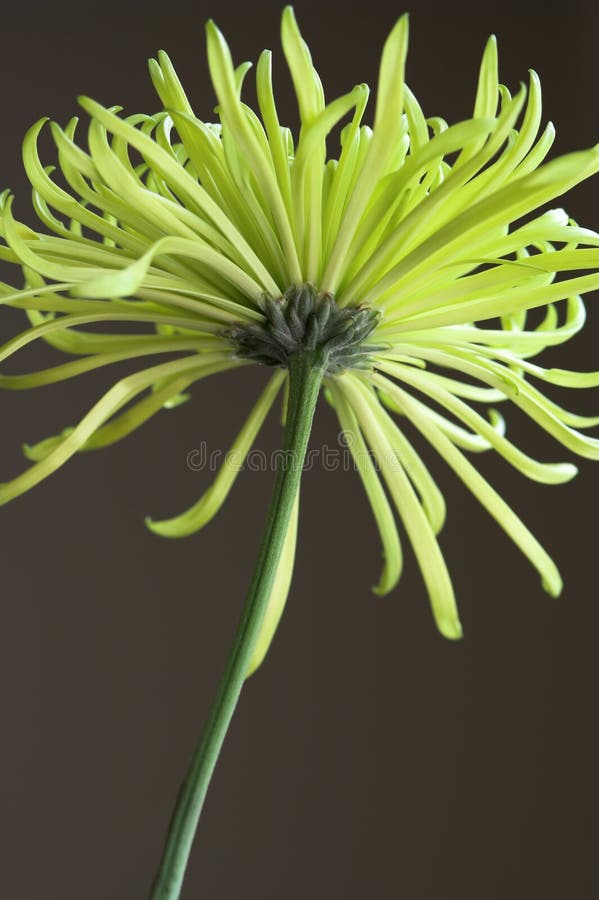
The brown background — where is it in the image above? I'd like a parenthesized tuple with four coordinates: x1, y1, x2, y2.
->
(1, 1, 598, 898)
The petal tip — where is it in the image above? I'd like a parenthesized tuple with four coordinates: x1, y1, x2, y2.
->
(144, 515, 162, 535)
(543, 574, 563, 598)
(439, 617, 463, 640)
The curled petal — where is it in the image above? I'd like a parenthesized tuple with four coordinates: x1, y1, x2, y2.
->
(147, 372, 285, 537)
(339, 373, 461, 640)
(246, 488, 300, 677)
(330, 381, 403, 594)
(370, 373, 562, 597)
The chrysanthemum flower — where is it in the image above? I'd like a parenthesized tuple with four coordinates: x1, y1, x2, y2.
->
(2, 8, 598, 898)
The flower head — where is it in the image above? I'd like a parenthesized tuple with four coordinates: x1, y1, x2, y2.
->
(1, 8, 599, 654)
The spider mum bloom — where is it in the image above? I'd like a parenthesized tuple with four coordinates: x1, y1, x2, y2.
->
(1, 7, 599, 658)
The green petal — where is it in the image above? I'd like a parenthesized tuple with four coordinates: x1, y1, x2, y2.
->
(372, 373, 562, 597)
(147, 371, 285, 536)
(339, 373, 462, 640)
(74, 233, 266, 302)
(376, 146, 599, 311)
(330, 380, 402, 594)
(0, 308, 214, 369)
(379, 383, 507, 453)
(246, 487, 299, 677)
(23, 369, 204, 461)
(255, 50, 293, 220)
(377, 362, 577, 484)
(204, 20, 302, 284)
(396, 345, 599, 454)
(366, 385, 446, 533)
(0, 337, 214, 390)
(79, 94, 283, 295)
(0, 355, 235, 505)
(321, 14, 409, 292)
(281, 7, 325, 123)
(292, 83, 368, 282)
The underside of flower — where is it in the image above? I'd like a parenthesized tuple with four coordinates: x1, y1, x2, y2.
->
(228, 284, 383, 373)
(1, 6, 599, 646)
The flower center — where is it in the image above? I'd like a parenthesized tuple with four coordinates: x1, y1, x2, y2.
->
(228, 284, 383, 374)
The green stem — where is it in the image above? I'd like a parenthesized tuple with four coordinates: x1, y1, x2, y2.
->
(149, 351, 325, 900)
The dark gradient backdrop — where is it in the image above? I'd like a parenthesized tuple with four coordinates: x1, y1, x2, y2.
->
(1, 1, 598, 898)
